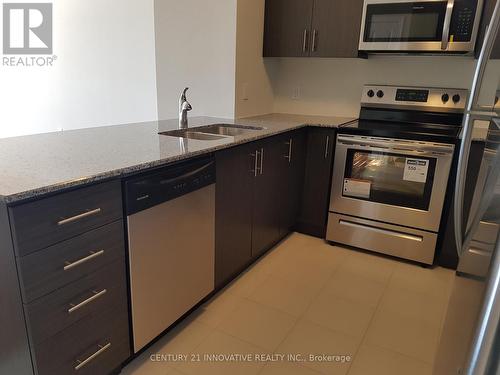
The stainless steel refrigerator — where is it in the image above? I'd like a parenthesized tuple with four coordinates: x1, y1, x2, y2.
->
(433, 2, 500, 374)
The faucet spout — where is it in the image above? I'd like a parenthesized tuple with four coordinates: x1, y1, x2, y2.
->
(179, 87, 192, 129)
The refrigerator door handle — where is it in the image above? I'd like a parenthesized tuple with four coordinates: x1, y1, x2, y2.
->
(454, 0, 500, 257)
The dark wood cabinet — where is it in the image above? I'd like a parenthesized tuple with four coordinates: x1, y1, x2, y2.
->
(263, 0, 363, 58)
(215, 131, 307, 288)
(251, 138, 283, 258)
(263, 0, 314, 57)
(475, 0, 500, 59)
(310, 0, 364, 57)
(215, 143, 255, 288)
(278, 131, 308, 237)
(1, 181, 130, 375)
(297, 128, 336, 238)
(9, 180, 123, 257)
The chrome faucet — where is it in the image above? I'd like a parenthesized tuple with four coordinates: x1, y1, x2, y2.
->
(179, 87, 192, 129)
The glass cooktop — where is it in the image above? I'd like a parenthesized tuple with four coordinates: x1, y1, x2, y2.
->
(339, 119, 462, 143)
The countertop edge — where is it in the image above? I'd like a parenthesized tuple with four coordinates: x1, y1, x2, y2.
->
(1, 121, 352, 205)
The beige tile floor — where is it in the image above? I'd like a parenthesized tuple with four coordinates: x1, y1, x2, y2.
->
(122, 233, 454, 375)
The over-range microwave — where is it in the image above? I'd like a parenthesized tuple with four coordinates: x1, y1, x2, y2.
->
(358, 0, 484, 53)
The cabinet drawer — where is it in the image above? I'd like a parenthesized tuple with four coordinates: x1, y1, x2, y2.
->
(33, 304, 130, 375)
(9, 180, 123, 256)
(18, 220, 125, 303)
(25, 259, 127, 345)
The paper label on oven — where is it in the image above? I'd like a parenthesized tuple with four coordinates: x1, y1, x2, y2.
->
(343, 179, 371, 199)
(403, 158, 429, 183)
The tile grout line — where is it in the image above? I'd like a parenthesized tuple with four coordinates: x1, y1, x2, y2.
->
(345, 263, 397, 375)
(350, 262, 441, 368)
(256, 249, 349, 375)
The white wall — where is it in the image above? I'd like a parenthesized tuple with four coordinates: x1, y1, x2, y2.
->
(234, 0, 275, 118)
(0, 0, 158, 139)
(269, 56, 478, 117)
(154, 0, 237, 120)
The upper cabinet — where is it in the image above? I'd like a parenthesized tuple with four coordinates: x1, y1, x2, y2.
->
(263, 0, 363, 58)
(476, 0, 500, 59)
(309, 0, 364, 57)
(263, 0, 315, 57)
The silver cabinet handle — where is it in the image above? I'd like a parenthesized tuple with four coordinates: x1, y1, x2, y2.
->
(302, 29, 308, 53)
(57, 208, 102, 226)
(285, 139, 293, 162)
(64, 250, 105, 271)
(260, 148, 264, 175)
(251, 151, 260, 177)
(74, 342, 111, 371)
(441, 0, 455, 50)
(68, 289, 107, 314)
(325, 135, 330, 159)
(312, 29, 318, 52)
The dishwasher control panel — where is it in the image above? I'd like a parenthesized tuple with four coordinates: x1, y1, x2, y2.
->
(125, 156, 216, 215)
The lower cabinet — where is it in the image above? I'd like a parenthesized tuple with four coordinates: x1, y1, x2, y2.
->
(278, 130, 308, 237)
(215, 130, 307, 288)
(297, 128, 336, 238)
(6, 182, 131, 375)
(215, 142, 255, 288)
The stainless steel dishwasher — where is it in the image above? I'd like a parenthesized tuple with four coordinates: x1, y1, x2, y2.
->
(125, 156, 215, 353)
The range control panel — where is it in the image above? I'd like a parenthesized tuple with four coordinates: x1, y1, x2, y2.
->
(362, 85, 469, 112)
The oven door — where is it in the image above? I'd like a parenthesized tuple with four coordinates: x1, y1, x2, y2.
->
(359, 0, 454, 52)
(330, 135, 455, 232)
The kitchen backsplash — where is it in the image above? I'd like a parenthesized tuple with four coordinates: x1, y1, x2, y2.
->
(267, 56, 479, 117)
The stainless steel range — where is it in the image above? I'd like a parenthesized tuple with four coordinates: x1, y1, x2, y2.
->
(327, 85, 468, 264)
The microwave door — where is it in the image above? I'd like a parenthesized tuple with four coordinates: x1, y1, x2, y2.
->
(360, 0, 449, 51)
(359, 0, 483, 53)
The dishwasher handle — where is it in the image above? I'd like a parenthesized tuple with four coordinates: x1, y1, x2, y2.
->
(125, 156, 216, 215)
(159, 161, 214, 186)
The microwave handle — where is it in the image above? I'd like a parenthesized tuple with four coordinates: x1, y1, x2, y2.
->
(441, 0, 455, 50)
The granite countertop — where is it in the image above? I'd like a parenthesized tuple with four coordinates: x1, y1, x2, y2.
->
(0, 113, 356, 204)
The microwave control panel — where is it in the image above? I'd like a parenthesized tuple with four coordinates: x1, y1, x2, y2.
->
(450, 0, 479, 42)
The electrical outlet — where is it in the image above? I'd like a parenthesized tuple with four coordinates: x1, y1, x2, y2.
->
(292, 86, 301, 100)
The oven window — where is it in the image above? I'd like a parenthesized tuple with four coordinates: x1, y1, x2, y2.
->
(364, 2, 447, 42)
(343, 150, 436, 210)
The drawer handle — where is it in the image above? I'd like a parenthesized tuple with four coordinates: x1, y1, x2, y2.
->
(57, 208, 102, 226)
(64, 250, 105, 271)
(284, 139, 293, 162)
(68, 289, 107, 314)
(74, 342, 111, 371)
(339, 219, 423, 242)
(325, 135, 330, 159)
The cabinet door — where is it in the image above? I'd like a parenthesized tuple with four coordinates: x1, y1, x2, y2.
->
(263, 0, 314, 57)
(297, 128, 336, 238)
(251, 138, 283, 258)
(310, 0, 364, 57)
(279, 131, 307, 237)
(475, 0, 500, 59)
(215, 144, 255, 288)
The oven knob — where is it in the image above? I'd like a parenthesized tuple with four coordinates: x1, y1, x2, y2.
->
(452, 94, 461, 103)
(441, 93, 449, 103)
(377, 90, 384, 98)
(367, 89, 375, 98)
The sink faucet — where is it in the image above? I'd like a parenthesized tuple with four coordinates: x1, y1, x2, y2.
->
(179, 87, 192, 129)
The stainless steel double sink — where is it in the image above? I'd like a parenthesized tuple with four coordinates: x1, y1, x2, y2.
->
(160, 124, 265, 141)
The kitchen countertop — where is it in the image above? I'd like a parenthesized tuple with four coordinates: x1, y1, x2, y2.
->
(0, 113, 355, 204)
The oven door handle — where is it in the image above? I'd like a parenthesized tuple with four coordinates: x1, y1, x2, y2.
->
(441, 0, 455, 51)
(337, 136, 454, 155)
